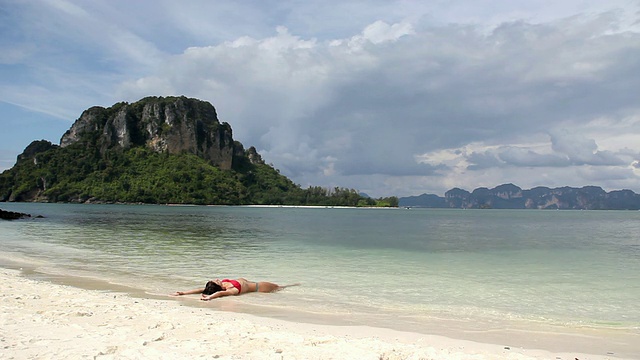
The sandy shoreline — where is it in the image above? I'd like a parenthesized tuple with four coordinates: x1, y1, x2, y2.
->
(1, 268, 632, 360)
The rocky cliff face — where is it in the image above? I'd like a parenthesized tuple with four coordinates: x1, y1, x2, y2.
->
(1, 96, 300, 205)
(60, 96, 241, 170)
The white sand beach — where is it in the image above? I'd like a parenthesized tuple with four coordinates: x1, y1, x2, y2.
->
(1, 268, 631, 360)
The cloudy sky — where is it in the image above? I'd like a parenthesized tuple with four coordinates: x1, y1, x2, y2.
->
(1, 0, 640, 197)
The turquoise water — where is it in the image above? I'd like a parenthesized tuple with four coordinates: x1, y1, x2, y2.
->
(1, 203, 639, 350)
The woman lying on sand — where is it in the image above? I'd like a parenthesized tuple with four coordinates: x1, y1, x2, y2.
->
(170, 278, 300, 300)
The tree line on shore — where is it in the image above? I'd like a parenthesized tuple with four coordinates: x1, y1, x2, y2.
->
(0, 96, 398, 208)
(0, 143, 398, 207)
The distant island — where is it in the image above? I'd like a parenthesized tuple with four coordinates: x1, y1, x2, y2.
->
(399, 183, 640, 210)
(0, 96, 397, 207)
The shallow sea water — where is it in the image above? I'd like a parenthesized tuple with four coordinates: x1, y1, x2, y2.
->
(1, 203, 639, 355)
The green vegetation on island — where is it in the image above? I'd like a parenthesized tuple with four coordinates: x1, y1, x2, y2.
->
(0, 97, 397, 207)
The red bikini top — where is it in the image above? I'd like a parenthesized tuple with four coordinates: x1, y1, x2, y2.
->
(222, 279, 241, 293)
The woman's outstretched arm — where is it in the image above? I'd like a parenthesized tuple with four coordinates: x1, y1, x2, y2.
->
(169, 287, 205, 296)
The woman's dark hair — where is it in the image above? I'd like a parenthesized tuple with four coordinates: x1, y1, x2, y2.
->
(203, 281, 223, 295)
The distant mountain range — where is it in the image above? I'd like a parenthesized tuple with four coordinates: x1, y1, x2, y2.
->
(399, 183, 640, 210)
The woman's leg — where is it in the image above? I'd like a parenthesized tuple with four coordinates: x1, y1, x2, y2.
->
(256, 282, 280, 293)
